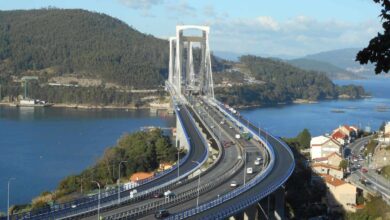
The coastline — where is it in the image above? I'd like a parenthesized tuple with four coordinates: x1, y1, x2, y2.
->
(233, 97, 369, 110)
(0, 102, 171, 110)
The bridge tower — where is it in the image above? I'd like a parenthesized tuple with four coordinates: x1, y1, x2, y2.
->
(168, 25, 214, 99)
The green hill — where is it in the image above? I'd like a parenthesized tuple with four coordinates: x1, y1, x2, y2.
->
(287, 58, 364, 80)
(216, 55, 367, 107)
(0, 9, 168, 88)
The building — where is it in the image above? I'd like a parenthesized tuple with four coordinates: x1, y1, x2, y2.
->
(310, 135, 342, 160)
(385, 122, 390, 136)
(321, 174, 357, 213)
(332, 125, 359, 144)
(312, 152, 343, 167)
(312, 163, 344, 179)
(331, 130, 349, 146)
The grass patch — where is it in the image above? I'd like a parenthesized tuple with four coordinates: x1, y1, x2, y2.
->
(346, 196, 390, 220)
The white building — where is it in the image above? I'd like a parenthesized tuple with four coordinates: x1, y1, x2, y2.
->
(310, 135, 342, 160)
(385, 122, 390, 136)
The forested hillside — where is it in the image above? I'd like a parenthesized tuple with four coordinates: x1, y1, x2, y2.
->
(216, 55, 367, 106)
(0, 9, 168, 88)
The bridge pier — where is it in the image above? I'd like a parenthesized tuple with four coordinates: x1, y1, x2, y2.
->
(175, 111, 190, 152)
(229, 186, 286, 220)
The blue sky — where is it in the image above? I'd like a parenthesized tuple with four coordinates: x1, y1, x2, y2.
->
(0, 0, 384, 57)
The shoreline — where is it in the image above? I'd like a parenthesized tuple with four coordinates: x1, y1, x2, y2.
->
(1, 96, 370, 111)
(0, 102, 172, 111)
(234, 97, 370, 110)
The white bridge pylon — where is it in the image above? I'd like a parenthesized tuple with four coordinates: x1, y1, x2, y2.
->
(168, 25, 215, 99)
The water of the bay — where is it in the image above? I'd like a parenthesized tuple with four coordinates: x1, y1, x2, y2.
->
(0, 77, 389, 212)
(0, 108, 175, 212)
(241, 77, 390, 137)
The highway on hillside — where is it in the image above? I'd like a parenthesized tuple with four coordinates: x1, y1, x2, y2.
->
(86, 103, 243, 219)
(347, 136, 390, 203)
(12, 104, 209, 220)
(136, 100, 266, 219)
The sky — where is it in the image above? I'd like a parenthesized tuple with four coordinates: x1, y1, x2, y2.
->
(0, 0, 384, 58)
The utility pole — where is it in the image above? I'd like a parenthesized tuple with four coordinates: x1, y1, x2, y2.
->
(8, 178, 16, 220)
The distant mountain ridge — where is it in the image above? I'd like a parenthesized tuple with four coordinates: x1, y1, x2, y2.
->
(286, 58, 364, 80)
(302, 48, 375, 76)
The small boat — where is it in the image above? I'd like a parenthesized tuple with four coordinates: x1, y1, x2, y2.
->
(331, 109, 345, 113)
(17, 99, 52, 107)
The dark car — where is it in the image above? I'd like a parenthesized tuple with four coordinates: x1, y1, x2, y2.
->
(155, 209, 170, 218)
(152, 192, 164, 198)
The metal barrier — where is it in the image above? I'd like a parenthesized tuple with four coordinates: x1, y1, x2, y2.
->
(165, 98, 295, 219)
(50, 104, 210, 220)
(9, 102, 193, 220)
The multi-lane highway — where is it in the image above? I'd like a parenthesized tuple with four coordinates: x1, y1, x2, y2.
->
(173, 98, 294, 219)
(6, 91, 295, 220)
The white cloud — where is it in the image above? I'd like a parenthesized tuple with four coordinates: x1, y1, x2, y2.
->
(119, 0, 163, 10)
(209, 15, 382, 57)
(256, 16, 280, 31)
(166, 1, 196, 18)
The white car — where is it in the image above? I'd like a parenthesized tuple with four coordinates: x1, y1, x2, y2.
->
(246, 167, 253, 174)
(220, 120, 225, 124)
(230, 181, 238, 187)
(254, 160, 261, 166)
(235, 134, 241, 139)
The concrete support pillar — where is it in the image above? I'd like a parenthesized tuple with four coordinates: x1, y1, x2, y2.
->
(273, 187, 285, 220)
(175, 113, 190, 151)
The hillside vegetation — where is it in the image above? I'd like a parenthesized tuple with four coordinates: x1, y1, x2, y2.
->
(287, 58, 364, 80)
(0, 9, 168, 88)
(216, 55, 367, 107)
(0, 9, 367, 108)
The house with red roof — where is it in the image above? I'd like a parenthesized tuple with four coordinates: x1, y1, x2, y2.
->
(321, 174, 357, 213)
(332, 125, 359, 145)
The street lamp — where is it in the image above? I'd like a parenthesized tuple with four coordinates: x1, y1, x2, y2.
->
(192, 161, 201, 209)
(243, 149, 247, 185)
(91, 181, 101, 220)
(118, 160, 128, 204)
(176, 140, 180, 178)
(7, 178, 15, 220)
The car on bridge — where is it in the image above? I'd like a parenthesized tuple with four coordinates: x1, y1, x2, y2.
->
(154, 209, 170, 218)
(230, 180, 238, 188)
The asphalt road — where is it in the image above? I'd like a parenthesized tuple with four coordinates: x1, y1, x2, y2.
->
(185, 99, 294, 219)
(137, 98, 265, 219)
(347, 136, 390, 201)
(85, 102, 243, 219)
(31, 104, 209, 220)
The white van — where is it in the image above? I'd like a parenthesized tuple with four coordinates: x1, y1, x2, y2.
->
(246, 167, 253, 174)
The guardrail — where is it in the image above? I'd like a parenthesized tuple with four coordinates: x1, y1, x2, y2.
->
(166, 98, 295, 219)
(49, 104, 210, 220)
(104, 154, 244, 219)
(8, 103, 193, 220)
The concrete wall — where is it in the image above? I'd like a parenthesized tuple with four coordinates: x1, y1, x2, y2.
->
(176, 112, 190, 151)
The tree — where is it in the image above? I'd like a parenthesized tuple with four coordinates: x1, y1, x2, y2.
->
(339, 159, 348, 172)
(356, 0, 390, 74)
(297, 128, 311, 149)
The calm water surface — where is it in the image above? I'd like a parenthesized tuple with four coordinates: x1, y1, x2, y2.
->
(0, 108, 174, 212)
(0, 77, 389, 212)
(241, 77, 390, 137)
